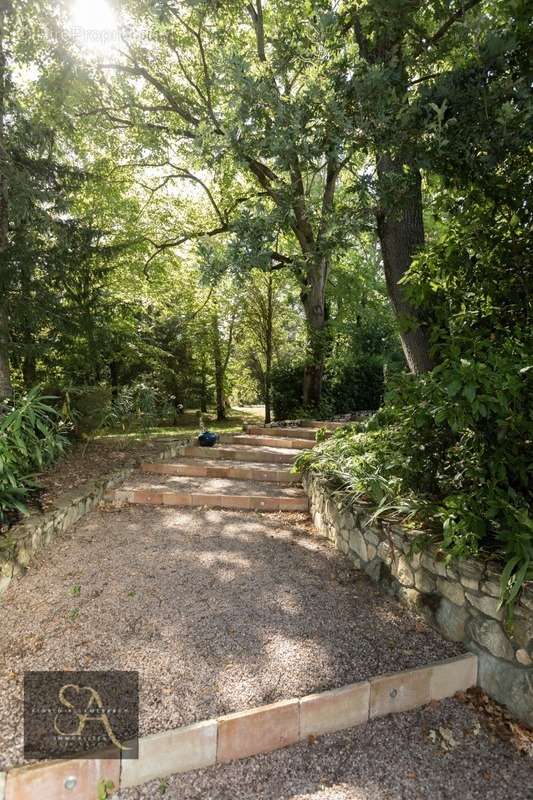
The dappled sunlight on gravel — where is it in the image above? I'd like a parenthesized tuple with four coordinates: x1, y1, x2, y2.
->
(0, 505, 462, 771)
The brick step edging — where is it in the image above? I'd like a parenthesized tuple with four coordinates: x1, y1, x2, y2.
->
(140, 461, 301, 484)
(3, 653, 477, 799)
(245, 425, 326, 441)
(109, 488, 309, 512)
(228, 434, 316, 450)
(183, 446, 298, 464)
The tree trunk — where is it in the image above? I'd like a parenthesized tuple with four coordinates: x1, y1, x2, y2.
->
(0, 304, 11, 398)
(264, 269, 273, 424)
(211, 314, 225, 421)
(199, 357, 208, 412)
(301, 258, 328, 408)
(22, 355, 36, 389)
(0, 4, 12, 399)
(376, 154, 434, 374)
(109, 361, 120, 399)
(214, 368, 225, 421)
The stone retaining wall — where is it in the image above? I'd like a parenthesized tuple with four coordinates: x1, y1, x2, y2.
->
(303, 472, 533, 727)
(0, 438, 193, 600)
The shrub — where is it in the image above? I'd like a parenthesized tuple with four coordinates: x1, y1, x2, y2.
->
(271, 358, 385, 421)
(0, 388, 67, 524)
(324, 357, 385, 413)
(271, 362, 305, 420)
(297, 336, 533, 613)
(61, 386, 112, 437)
(108, 382, 174, 431)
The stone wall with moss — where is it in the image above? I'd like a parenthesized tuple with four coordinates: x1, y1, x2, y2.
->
(303, 472, 533, 727)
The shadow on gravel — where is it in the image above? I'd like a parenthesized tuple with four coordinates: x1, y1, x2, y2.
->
(0, 505, 462, 769)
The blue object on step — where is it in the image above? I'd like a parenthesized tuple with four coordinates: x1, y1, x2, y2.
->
(198, 431, 218, 447)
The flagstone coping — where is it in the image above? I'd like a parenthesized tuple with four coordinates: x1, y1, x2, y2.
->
(5, 653, 477, 797)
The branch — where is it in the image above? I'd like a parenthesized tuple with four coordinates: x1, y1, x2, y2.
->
(317, 156, 339, 247)
(168, 165, 226, 226)
(247, 1, 266, 62)
(168, 7, 222, 131)
(102, 61, 201, 127)
(408, 71, 443, 86)
(189, 286, 214, 320)
(224, 190, 270, 216)
(271, 251, 293, 266)
(243, 154, 285, 204)
(289, 153, 315, 252)
(341, 10, 371, 60)
(77, 105, 174, 133)
(414, 0, 484, 57)
(271, 250, 305, 281)
(143, 224, 228, 272)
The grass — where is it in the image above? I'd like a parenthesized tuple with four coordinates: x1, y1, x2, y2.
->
(94, 406, 266, 442)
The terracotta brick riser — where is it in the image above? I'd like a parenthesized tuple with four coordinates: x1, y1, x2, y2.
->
(140, 461, 300, 484)
(5, 654, 477, 798)
(307, 420, 347, 430)
(245, 425, 330, 441)
(229, 434, 316, 449)
(111, 488, 309, 512)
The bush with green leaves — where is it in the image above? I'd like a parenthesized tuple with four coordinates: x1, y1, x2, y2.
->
(108, 382, 175, 431)
(271, 357, 386, 421)
(0, 389, 67, 524)
(60, 386, 112, 437)
(297, 338, 532, 611)
(298, 57, 533, 606)
(297, 168, 533, 613)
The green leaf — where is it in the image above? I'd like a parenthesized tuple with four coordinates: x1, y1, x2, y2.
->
(447, 379, 462, 397)
(463, 384, 476, 402)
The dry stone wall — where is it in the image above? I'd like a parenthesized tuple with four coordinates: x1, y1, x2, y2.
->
(0, 439, 193, 600)
(303, 472, 533, 727)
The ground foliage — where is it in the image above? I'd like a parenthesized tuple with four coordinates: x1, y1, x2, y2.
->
(0, 389, 66, 526)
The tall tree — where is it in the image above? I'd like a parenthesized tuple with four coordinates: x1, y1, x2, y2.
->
(338, 0, 486, 373)
(86, 0, 351, 406)
(0, 0, 12, 397)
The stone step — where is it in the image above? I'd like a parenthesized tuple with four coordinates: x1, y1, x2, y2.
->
(306, 420, 348, 430)
(228, 434, 315, 450)
(112, 475, 308, 512)
(183, 445, 303, 464)
(141, 458, 299, 484)
(245, 426, 330, 441)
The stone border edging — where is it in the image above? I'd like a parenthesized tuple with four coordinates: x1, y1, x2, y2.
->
(4, 653, 477, 799)
(141, 461, 299, 484)
(0, 435, 199, 600)
(109, 487, 308, 512)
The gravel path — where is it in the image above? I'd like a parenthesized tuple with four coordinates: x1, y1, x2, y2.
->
(0, 506, 461, 770)
(120, 698, 533, 800)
